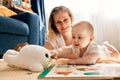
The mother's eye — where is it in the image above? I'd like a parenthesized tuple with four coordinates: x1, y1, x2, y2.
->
(64, 18, 68, 23)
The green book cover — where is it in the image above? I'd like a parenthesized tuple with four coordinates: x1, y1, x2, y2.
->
(38, 64, 55, 78)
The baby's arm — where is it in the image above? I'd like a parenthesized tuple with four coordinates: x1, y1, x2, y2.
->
(68, 53, 99, 65)
(51, 46, 79, 59)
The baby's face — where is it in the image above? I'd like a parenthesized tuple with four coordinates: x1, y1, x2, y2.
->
(72, 24, 92, 49)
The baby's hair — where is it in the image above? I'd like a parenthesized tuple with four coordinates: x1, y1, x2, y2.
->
(73, 21, 94, 36)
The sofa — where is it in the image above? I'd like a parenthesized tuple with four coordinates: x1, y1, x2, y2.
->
(0, 12, 40, 58)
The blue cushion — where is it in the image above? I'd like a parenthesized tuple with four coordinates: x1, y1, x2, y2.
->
(0, 16, 29, 35)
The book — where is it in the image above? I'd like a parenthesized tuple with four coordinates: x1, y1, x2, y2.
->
(38, 64, 55, 78)
(37, 63, 120, 80)
(3, 0, 33, 13)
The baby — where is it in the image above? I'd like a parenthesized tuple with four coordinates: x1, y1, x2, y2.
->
(51, 21, 120, 64)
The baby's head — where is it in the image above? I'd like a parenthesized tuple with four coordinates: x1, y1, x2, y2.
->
(72, 21, 94, 49)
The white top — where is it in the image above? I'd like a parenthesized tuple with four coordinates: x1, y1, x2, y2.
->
(73, 41, 101, 57)
(46, 34, 65, 49)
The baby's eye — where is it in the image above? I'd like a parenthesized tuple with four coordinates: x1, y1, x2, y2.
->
(72, 36, 75, 39)
(78, 37, 83, 39)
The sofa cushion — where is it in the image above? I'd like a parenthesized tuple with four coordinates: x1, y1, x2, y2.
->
(0, 6, 17, 17)
(0, 16, 29, 35)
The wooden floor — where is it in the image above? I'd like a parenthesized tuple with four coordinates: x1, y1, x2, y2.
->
(1, 59, 120, 80)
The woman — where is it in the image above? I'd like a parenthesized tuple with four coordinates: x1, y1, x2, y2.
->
(44, 6, 73, 50)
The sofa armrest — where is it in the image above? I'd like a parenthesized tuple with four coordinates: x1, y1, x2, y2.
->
(0, 16, 29, 35)
(10, 12, 40, 44)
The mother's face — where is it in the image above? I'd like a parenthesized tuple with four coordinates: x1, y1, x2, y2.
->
(53, 11, 72, 34)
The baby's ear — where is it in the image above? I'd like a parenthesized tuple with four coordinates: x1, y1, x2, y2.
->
(90, 35, 94, 41)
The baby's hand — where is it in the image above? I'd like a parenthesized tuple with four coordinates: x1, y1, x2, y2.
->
(50, 50, 58, 59)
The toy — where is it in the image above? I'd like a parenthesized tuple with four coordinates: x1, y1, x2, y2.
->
(3, 45, 52, 72)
